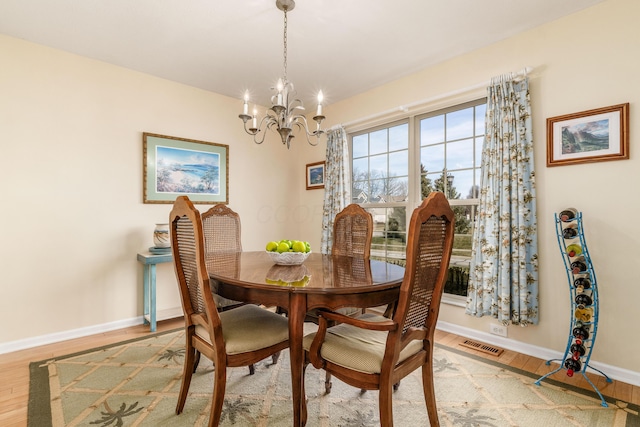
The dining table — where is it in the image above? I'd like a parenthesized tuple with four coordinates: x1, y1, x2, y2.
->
(206, 251, 406, 427)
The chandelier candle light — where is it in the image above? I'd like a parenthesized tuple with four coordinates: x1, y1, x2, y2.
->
(238, 0, 326, 149)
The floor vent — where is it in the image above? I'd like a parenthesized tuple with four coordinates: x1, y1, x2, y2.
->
(459, 339, 504, 356)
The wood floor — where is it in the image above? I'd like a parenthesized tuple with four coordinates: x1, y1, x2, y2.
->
(1, 317, 638, 427)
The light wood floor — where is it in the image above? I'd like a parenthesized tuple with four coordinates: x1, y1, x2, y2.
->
(1, 317, 638, 427)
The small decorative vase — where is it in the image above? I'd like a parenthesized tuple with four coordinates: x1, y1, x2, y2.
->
(153, 223, 170, 248)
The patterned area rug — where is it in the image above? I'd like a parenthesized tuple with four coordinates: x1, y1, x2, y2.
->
(29, 329, 639, 427)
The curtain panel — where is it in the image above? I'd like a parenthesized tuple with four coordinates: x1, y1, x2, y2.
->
(466, 74, 539, 326)
(320, 127, 350, 254)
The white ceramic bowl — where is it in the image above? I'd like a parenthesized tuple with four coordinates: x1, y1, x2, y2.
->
(266, 250, 311, 266)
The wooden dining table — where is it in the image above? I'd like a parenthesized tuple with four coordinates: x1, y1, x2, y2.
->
(206, 251, 406, 426)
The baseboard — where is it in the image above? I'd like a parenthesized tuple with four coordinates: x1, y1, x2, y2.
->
(0, 316, 143, 355)
(437, 319, 640, 388)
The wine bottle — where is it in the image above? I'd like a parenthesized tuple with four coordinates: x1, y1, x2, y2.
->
(564, 357, 582, 377)
(573, 277, 591, 290)
(570, 256, 587, 274)
(559, 208, 578, 222)
(562, 223, 578, 239)
(572, 325, 590, 341)
(574, 307, 594, 323)
(575, 293, 593, 307)
(570, 343, 586, 359)
(566, 243, 582, 257)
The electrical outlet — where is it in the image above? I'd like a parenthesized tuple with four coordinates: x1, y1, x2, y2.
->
(490, 323, 508, 337)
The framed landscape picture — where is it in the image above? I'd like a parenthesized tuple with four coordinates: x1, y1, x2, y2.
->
(306, 161, 325, 190)
(143, 133, 229, 204)
(546, 103, 629, 166)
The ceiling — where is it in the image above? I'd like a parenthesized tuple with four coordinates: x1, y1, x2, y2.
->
(0, 0, 604, 109)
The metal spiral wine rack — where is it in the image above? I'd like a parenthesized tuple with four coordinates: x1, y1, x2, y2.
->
(534, 210, 611, 407)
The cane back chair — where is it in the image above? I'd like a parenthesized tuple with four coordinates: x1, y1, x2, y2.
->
(303, 191, 454, 426)
(170, 196, 289, 427)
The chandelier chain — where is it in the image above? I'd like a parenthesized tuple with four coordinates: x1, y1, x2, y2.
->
(283, 9, 288, 82)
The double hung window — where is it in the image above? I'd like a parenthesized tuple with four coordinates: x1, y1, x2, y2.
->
(350, 99, 486, 298)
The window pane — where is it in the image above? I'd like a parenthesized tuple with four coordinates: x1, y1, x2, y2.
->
(446, 107, 474, 140)
(420, 144, 444, 173)
(370, 207, 407, 262)
(352, 134, 368, 158)
(370, 154, 388, 178)
(448, 170, 474, 200)
(370, 129, 387, 155)
(389, 124, 408, 151)
(387, 176, 408, 200)
(447, 138, 474, 169)
(369, 179, 386, 201)
(353, 157, 368, 180)
(389, 150, 408, 176)
(475, 104, 486, 135)
(475, 136, 484, 165)
(420, 116, 444, 146)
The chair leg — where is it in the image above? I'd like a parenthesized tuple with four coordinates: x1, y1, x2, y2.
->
(249, 364, 255, 375)
(272, 351, 281, 365)
(422, 360, 440, 426)
(176, 339, 196, 415)
(324, 371, 332, 394)
(378, 382, 394, 427)
(208, 359, 227, 427)
(393, 381, 400, 391)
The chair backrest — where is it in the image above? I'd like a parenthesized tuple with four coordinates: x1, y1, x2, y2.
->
(332, 204, 373, 258)
(201, 204, 242, 254)
(170, 196, 223, 334)
(394, 192, 454, 338)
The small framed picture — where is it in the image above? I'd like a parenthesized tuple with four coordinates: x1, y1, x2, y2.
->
(143, 133, 229, 204)
(306, 161, 325, 190)
(546, 103, 629, 166)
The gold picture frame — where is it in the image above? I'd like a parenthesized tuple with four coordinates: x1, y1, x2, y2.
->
(305, 161, 325, 190)
(546, 103, 629, 166)
(143, 133, 229, 204)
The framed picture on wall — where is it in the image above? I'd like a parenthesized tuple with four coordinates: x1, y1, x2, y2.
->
(306, 161, 325, 190)
(143, 133, 229, 204)
(546, 103, 629, 166)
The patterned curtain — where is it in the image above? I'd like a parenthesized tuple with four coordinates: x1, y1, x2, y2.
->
(320, 126, 350, 254)
(465, 73, 539, 326)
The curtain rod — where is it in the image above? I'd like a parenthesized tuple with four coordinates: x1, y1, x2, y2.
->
(332, 66, 533, 131)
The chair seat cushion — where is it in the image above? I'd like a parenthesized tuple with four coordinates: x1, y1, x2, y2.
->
(195, 305, 288, 355)
(302, 313, 423, 374)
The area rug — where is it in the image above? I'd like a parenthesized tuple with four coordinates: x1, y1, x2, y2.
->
(29, 329, 639, 427)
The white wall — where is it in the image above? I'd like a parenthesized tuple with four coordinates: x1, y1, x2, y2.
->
(2, 0, 638, 383)
(299, 0, 640, 377)
(0, 34, 309, 345)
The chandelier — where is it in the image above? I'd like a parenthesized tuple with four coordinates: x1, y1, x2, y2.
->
(238, 0, 325, 149)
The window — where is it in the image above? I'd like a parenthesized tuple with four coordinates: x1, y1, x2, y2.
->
(350, 99, 486, 298)
(352, 121, 409, 264)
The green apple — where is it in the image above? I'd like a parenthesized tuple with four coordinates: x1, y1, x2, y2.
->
(277, 241, 290, 253)
(265, 241, 279, 252)
(292, 240, 306, 253)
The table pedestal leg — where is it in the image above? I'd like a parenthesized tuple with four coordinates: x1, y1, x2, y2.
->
(289, 293, 307, 426)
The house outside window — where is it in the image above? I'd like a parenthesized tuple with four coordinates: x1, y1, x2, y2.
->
(350, 99, 485, 300)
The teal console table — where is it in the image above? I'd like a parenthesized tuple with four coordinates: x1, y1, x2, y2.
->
(137, 252, 173, 332)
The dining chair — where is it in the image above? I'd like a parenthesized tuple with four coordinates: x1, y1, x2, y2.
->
(305, 203, 373, 392)
(303, 191, 454, 427)
(201, 204, 245, 311)
(170, 196, 289, 427)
